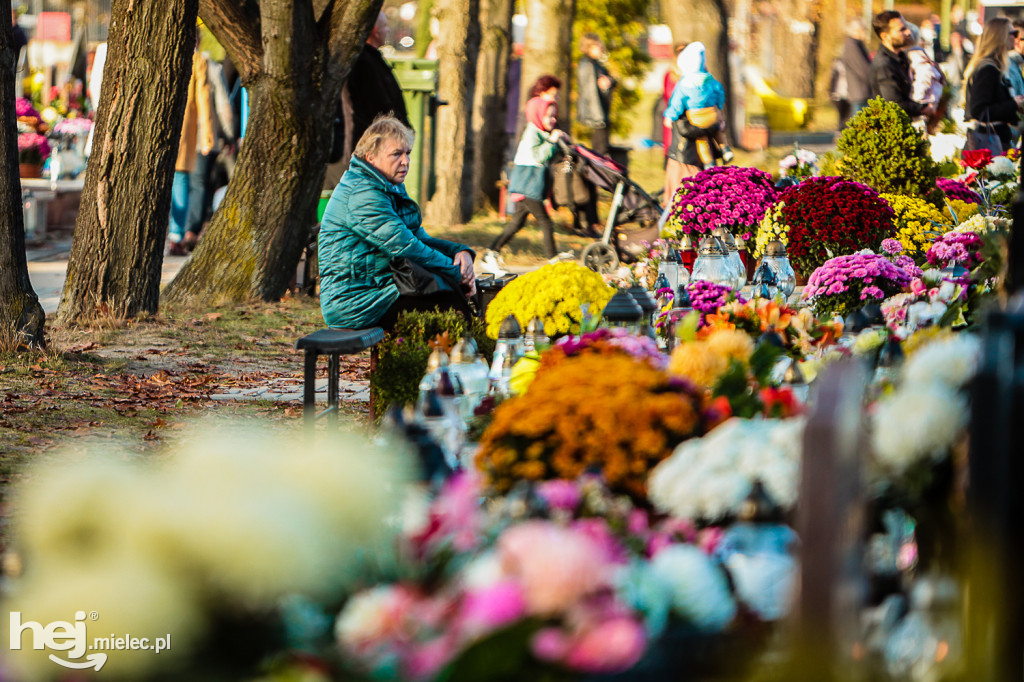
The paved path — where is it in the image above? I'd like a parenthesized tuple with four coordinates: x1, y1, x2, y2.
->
(23, 239, 536, 406)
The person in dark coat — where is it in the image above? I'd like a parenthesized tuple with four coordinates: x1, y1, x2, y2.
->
(963, 17, 1024, 152)
(870, 11, 933, 120)
(838, 20, 873, 125)
(323, 12, 411, 189)
(576, 33, 615, 154)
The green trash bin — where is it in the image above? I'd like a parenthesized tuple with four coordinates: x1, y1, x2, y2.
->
(389, 58, 441, 205)
(317, 189, 332, 223)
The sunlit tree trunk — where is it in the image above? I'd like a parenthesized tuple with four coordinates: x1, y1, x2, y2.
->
(163, 0, 381, 304)
(56, 0, 198, 325)
(423, 0, 480, 226)
(470, 0, 513, 211)
(0, 0, 44, 347)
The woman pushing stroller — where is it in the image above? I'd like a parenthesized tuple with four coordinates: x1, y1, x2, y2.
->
(488, 95, 567, 260)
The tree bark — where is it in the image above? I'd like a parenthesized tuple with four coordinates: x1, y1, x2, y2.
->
(520, 0, 575, 125)
(423, 0, 480, 226)
(0, 0, 44, 348)
(470, 0, 513, 212)
(55, 0, 198, 326)
(163, 0, 382, 304)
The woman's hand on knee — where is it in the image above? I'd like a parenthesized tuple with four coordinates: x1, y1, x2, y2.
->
(454, 251, 477, 296)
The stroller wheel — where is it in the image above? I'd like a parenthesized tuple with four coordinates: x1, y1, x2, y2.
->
(580, 242, 620, 274)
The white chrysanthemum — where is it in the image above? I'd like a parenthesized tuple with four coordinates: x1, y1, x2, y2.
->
(163, 422, 414, 600)
(3, 557, 202, 680)
(985, 155, 1017, 179)
(649, 418, 804, 521)
(12, 452, 166, 569)
(871, 382, 967, 471)
(904, 334, 981, 387)
(650, 545, 736, 632)
(929, 134, 962, 164)
(954, 214, 1009, 235)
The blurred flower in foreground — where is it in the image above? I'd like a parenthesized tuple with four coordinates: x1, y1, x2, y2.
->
(2, 422, 415, 680)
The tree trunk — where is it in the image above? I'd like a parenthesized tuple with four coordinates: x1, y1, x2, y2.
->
(520, 0, 574, 126)
(769, 0, 816, 97)
(163, 0, 382, 305)
(55, 0, 198, 326)
(0, 0, 44, 348)
(470, 0, 513, 212)
(423, 0, 480, 226)
(660, 0, 734, 141)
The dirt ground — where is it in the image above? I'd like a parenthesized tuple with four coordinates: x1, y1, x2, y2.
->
(0, 295, 370, 502)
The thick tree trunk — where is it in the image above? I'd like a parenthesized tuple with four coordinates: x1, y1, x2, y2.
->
(769, 0, 816, 97)
(163, 75, 330, 302)
(54, 0, 198, 326)
(423, 0, 480, 226)
(470, 0, 513, 212)
(163, 0, 382, 304)
(520, 0, 575, 125)
(0, 0, 44, 348)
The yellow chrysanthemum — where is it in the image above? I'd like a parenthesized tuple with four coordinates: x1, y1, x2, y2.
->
(667, 340, 729, 388)
(703, 327, 754, 363)
(485, 262, 614, 339)
(880, 193, 948, 260)
(943, 199, 979, 225)
(753, 202, 789, 258)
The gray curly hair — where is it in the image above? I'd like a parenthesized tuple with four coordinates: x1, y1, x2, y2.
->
(353, 114, 414, 161)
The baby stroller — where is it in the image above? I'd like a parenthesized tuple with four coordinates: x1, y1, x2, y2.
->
(551, 139, 663, 274)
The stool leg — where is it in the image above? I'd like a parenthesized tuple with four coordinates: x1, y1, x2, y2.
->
(328, 352, 340, 426)
(369, 346, 379, 418)
(303, 349, 317, 437)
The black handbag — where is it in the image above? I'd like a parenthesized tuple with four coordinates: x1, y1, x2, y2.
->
(965, 119, 1003, 155)
(389, 258, 461, 296)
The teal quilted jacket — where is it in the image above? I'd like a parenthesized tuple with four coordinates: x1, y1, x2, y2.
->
(318, 156, 472, 328)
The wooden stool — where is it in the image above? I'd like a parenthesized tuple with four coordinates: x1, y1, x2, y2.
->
(295, 327, 384, 433)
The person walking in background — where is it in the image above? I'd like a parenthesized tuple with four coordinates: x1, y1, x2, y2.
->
(870, 11, 934, 121)
(168, 44, 213, 257)
(832, 20, 872, 129)
(323, 11, 410, 189)
(943, 29, 973, 106)
(907, 23, 948, 134)
(663, 42, 727, 202)
(1005, 19, 1024, 97)
(658, 42, 688, 163)
(1007, 20, 1024, 143)
(963, 17, 1024, 154)
(182, 41, 236, 252)
(576, 33, 615, 155)
(488, 97, 565, 260)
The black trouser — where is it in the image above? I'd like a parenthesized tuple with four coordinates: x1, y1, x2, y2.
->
(490, 197, 557, 258)
(589, 126, 610, 155)
(376, 291, 474, 332)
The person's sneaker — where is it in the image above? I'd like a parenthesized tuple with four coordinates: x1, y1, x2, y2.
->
(547, 250, 576, 264)
(480, 250, 507, 276)
(721, 146, 735, 164)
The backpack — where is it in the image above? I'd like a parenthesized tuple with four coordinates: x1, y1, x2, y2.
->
(830, 58, 849, 102)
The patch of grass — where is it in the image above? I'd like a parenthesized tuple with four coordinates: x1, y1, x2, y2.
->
(0, 295, 371, 507)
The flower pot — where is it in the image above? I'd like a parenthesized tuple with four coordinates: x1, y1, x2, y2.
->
(19, 163, 41, 178)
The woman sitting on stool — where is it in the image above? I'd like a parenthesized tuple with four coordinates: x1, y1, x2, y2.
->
(318, 115, 476, 331)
